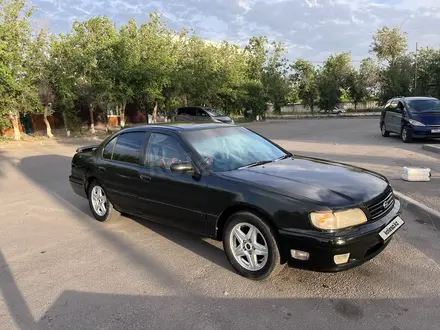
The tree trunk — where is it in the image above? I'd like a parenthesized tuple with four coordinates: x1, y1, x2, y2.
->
(120, 103, 126, 127)
(152, 101, 158, 124)
(89, 104, 95, 134)
(43, 105, 54, 138)
(62, 111, 70, 137)
(9, 111, 20, 140)
(354, 102, 358, 111)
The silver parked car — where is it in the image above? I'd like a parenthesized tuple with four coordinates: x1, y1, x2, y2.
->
(175, 107, 234, 124)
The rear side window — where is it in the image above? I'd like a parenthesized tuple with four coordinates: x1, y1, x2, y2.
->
(112, 132, 146, 164)
(103, 137, 117, 159)
(177, 108, 186, 115)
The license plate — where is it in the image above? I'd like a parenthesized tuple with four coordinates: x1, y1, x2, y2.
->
(379, 216, 404, 240)
(431, 129, 440, 133)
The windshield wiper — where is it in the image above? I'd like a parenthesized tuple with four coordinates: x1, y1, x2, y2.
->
(275, 153, 292, 161)
(238, 160, 273, 169)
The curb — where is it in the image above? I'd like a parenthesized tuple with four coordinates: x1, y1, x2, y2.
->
(395, 191, 440, 231)
(422, 144, 440, 155)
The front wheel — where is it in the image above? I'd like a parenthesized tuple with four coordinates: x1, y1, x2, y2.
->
(401, 126, 413, 143)
(223, 212, 285, 280)
(88, 180, 120, 222)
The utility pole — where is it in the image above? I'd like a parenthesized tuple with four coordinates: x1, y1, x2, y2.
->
(414, 42, 418, 92)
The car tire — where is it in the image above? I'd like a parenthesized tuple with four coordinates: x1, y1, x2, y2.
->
(222, 211, 285, 280)
(401, 126, 413, 143)
(88, 180, 120, 222)
(381, 123, 390, 137)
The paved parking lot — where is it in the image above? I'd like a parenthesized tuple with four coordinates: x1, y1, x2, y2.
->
(1, 118, 440, 329)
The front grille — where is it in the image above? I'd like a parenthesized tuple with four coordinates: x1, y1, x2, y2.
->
(366, 187, 395, 221)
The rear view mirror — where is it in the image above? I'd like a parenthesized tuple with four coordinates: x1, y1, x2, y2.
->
(170, 162, 194, 173)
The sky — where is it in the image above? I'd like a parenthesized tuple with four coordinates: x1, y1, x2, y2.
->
(31, 0, 440, 63)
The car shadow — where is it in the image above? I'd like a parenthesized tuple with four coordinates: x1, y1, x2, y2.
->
(11, 154, 234, 275)
(1, 246, 440, 330)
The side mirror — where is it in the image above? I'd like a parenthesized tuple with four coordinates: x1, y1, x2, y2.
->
(170, 161, 194, 174)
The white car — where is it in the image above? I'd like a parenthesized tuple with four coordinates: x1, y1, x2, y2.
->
(320, 107, 346, 114)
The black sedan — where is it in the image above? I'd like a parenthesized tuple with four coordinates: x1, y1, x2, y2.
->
(69, 124, 404, 280)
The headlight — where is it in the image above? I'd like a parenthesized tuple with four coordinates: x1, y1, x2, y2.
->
(310, 208, 367, 230)
(409, 119, 425, 126)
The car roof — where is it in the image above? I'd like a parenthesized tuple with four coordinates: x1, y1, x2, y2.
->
(389, 96, 438, 102)
(119, 123, 235, 133)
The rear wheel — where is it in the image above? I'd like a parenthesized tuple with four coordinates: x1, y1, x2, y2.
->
(381, 123, 390, 137)
(88, 181, 120, 222)
(223, 211, 284, 280)
(401, 126, 413, 143)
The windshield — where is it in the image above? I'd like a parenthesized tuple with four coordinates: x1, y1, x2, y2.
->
(205, 108, 223, 117)
(183, 127, 287, 172)
(407, 99, 440, 113)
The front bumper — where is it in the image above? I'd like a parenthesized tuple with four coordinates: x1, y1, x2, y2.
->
(279, 199, 402, 272)
(410, 126, 440, 138)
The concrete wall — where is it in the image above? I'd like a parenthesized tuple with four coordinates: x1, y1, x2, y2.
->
(267, 101, 379, 113)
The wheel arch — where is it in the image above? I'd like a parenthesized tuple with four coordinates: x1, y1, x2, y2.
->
(215, 203, 279, 241)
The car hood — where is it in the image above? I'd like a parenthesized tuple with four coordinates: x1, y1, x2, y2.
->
(220, 156, 389, 208)
(411, 113, 440, 125)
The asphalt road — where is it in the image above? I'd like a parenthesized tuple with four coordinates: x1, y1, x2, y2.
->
(1, 118, 440, 329)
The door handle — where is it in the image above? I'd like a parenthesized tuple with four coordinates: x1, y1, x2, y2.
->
(98, 166, 106, 173)
(140, 175, 151, 182)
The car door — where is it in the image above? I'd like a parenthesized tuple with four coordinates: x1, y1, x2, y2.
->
(196, 109, 212, 122)
(137, 131, 209, 235)
(96, 131, 147, 214)
(392, 101, 405, 133)
(385, 100, 400, 133)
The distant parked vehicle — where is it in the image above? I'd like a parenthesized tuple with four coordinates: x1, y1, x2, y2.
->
(175, 107, 234, 124)
(380, 96, 440, 143)
(320, 107, 345, 115)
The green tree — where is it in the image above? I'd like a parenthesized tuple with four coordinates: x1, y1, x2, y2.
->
(291, 59, 319, 112)
(347, 58, 380, 109)
(0, 0, 42, 139)
(414, 48, 440, 98)
(318, 53, 353, 111)
(379, 55, 414, 103)
(263, 41, 291, 114)
(371, 26, 407, 67)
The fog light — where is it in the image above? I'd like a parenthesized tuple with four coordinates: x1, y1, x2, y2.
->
(334, 253, 350, 265)
(291, 249, 310, 261)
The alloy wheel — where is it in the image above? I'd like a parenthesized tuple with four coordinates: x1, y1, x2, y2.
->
(91, 186, 107, 217)
(229, 222, 269, 271)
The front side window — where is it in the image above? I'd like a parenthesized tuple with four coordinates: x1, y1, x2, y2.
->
(112, 132, 146, 164)
(183, 127, 286, 172)
(407, 99, 440, 113)
(102, 137, 117, 159)
(146, 133, 191, 169)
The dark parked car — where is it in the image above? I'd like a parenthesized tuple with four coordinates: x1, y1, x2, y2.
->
(70, 124, 404, 280)
(381, 96, 440, 143)
(175, 107, 234, 124)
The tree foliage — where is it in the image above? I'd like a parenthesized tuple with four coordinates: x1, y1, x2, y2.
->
(3, 2, 440, 138)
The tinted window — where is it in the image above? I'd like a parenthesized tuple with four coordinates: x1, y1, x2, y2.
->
(146, 133, 190, 169)
(112, 132, 146, 164)
(177, 108, 187, 115)
(103, 137, 117, 159)
(183, 127, 286, 172)
(407, 99, 440, 113)
(205, 108, 222, 117)
(197, 109, 209, 117)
